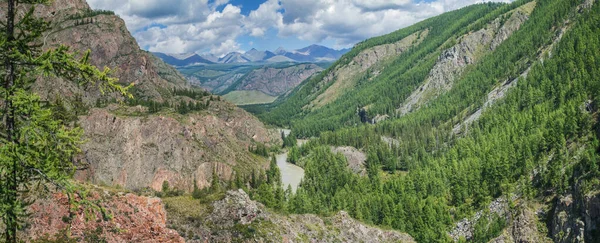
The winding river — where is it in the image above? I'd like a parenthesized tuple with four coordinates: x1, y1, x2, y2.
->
(276, 129, 306, 193)
(276, 152, 304, 193)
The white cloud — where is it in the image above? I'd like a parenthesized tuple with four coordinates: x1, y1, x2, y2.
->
(88, 0, 243, 56)
(88, 0, 512, 55)
(351, 0, 413, 11)
(273, 0, 512, 47)
(245, 0, 282, 37)
(211, 39, 243, 57)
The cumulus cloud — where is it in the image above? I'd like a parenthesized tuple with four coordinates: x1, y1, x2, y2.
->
(88, 0, 243, 56)
(351, 0, 413, 12)
(274, 0, 512, 47)
(88, 0, 512, 55)
(245, 0, 282, 37)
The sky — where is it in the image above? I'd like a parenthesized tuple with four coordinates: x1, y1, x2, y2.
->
(87, 0, 511, 57)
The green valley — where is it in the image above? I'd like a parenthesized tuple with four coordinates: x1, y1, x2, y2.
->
(248, 0, 600, 242)
(3, 0, 600, 242)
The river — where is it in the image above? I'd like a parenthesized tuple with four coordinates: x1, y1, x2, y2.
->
(276, 129, 306, 193)
(276, 152, 304, 193)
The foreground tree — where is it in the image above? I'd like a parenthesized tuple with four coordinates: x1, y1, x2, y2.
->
(0, 0, 129, 241)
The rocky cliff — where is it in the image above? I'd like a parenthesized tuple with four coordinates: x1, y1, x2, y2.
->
(30, 0, 188, 104)
(22, 0, 280, 192)
(165, 189, 415, 242)
(23, 185, 184, 242)
(77, 103, 278, 192)
(550, 190, 600, 242)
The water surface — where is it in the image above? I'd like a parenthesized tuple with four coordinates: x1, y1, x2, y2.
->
(276, 152, 304, 193)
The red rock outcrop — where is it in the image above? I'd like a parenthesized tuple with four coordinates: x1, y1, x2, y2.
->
(25, 189, 184, 242)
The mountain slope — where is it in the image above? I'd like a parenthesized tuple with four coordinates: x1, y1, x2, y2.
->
(257, 0, 600, 242)
(29, 0, 280, 192)
(224, 63, 324, 97)
(182, 62, 325, 99)
(243, 48, 276, 62)
(259, 2, 515, 135)
(285, 44, 350, 62)
(219, 52, 252, 63)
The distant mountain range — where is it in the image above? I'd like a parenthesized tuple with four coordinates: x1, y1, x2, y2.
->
(153, 45, 350, 67)
(152, 52, 215, 66)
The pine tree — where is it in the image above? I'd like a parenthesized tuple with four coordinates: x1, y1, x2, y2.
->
(267, 155, 281, 186)
(0, 1, 129, 241)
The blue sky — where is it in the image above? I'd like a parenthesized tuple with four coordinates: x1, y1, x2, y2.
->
(224, 0, 262, 15)
(88, 0, 511, 56)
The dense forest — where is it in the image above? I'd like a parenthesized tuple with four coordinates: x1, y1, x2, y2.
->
(241, 0, 600, 241)
(253, 1, 523, 137)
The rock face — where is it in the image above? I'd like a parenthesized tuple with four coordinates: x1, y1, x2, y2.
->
(232, 64, 323, 96)
(550, 192, 600, 243)
(24, 187, 184, 242)
(306, 29, 429, 110)
(17, 0, 281, 192)
(331, 146, 367, 176)
(489, 205, 552, 243)
(398, 2, 534, 115)
(170, 190, 415, 242)
(30, 0, 188, 104)
(449, 197, 511, 241)
(208, 189, 263, 227)
(77, 103, 279, 192)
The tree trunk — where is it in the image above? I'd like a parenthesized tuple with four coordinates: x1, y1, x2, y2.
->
(4, 0, 17, 242)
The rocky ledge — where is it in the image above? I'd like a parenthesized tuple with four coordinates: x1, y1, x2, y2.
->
(172, 189, 415, 243)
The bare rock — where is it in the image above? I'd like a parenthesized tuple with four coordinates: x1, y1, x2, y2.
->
(24, 188, 184, 242)
(450, 197, 511, 241)
(77, 104, 279, 192)
(550, 191, 600, 243)
(12, 0, 282, 193)
(491, 10, 530, 50)
(209, 189, 263, 228)
(175, 190, 415, 242)
(331, 146, 367, 176)
(489, 204, 552, 243)
(30, 1, 188, 104)
(328, 211, 415, 243)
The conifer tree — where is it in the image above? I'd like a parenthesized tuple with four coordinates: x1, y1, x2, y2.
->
(267, 155, 281, 186)
(0, 1, 129, 241)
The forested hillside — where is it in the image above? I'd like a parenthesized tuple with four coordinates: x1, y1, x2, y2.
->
(251, 0, 600, 242)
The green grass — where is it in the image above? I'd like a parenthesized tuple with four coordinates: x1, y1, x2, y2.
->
(223, 91, 278, 105)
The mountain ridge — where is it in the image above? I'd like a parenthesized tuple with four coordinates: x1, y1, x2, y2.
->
(154, 44, 349, 66)
(253, 0, 600, 242)
(23, 0, 280, 195)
